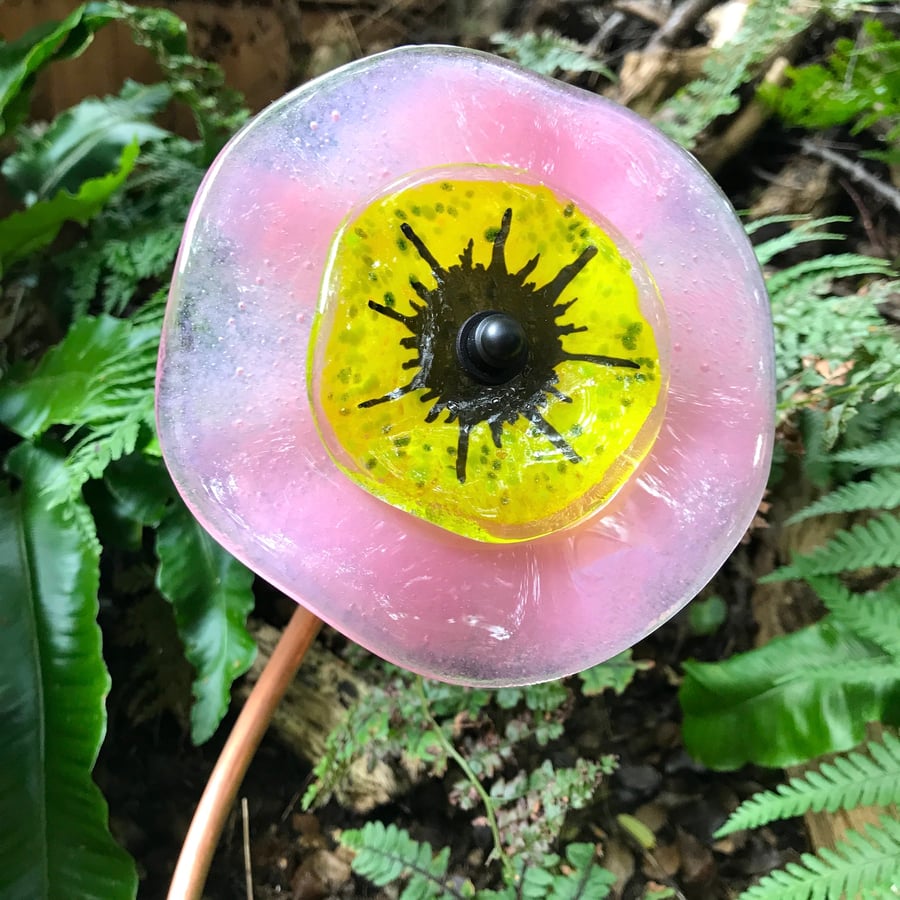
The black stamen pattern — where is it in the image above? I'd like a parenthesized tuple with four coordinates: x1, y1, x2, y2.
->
(359, 208, 640, 483)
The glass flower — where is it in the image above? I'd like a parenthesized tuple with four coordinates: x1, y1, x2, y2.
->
(156, 45, 774, 686)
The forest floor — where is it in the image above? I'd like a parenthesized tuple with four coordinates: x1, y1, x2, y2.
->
(97, 545, 809, 900)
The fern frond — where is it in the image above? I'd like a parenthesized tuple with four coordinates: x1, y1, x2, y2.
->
(811, 577, 900, 659)
(771, 270, 900, 443)
(48, 400, 155, 505)
(52, 334, 159, 503)
(549, 843, 616, 899)
(788, 470, 900, 523)
(766, 253, 893, 300)
(56, 137, 199, 317)
(764, 512, 900, 580)
(718, 733, 900, 836)
(744, 214, 812, 233)
(129, 288, 167, 325)
(738, 815, 900, 899)
(491, 30, 615, 80)
(341, 822, 469, 900)
(751, 216, 850, 265)
(99, 228, 183, 313)
(835, 435, 900, 468)
(657, 0, 817, 149)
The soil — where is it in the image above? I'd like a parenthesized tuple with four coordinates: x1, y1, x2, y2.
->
(17, 0, 898, 897)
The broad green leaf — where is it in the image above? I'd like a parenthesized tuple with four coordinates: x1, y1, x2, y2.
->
(0, 444, 137, 899)
(0, 308, 156, 439)
(0, 3, 122, 136)
(577, 650, 651, 696)
(103, 455, 174, 527)
(0, 142, 138, 276)
(156, 503, 256, 744)
(85, 456, 175, 552)
(617, 814, 656, 851)
(680, 619, 900, 770)
(4, 81, 170, 203)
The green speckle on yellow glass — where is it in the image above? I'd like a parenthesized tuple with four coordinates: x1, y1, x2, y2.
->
(310, 170, 667, 542)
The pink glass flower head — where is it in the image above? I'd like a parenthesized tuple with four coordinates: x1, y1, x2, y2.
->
(156, 45, 774, 686)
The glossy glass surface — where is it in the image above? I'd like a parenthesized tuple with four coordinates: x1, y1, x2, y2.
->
(157, 46, 775, 685)
(311, 171, 666, 542)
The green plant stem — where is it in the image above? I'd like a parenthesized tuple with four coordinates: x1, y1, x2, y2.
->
(415, 676, 516, 885)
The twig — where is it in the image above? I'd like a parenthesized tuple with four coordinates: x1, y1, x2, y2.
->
(242, 797, 253, 900)
(167, 605, 322, 900)
(799, 138, 900, 216)
(839, 176, 885, 256)
(585, 11, 627, 56)
(613, 0, 667, 28)
(647, 0, 720, 49)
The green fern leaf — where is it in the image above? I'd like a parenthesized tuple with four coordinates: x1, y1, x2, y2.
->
(549, 843, 615, 899)
(341, 822, 469, 900)
(789, 470, 900, 523)
(835, 436, 900, 468)
(0, 304, 162, 503)
(764, 512, 900, 581)
(766, 253, 893, 300)
(761, 19, 900, 141)
(0, 309, 160, 437)
(657, 0, 816, 148)
(577, 650, 651, 696)
(751, 216, 850, 265)
(810, 577, 900, 659)
(768, 258, 898, 417)
(491, 30, 614, 80)
(718, 733, 900, 836)
(738, 815, 900, 899)
(101, 228, 182, 313)
(53, 407, 151, 502)
(54, 132, 203, 317)
(478, 845, 614, 900)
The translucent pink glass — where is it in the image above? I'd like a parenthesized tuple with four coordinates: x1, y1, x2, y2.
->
(156, 45, 774, 685)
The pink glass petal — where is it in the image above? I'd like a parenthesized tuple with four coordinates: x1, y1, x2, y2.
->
(156, 45, 774, 685)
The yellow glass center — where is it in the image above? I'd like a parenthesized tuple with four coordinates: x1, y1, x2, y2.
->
(309, 173, 665, 542)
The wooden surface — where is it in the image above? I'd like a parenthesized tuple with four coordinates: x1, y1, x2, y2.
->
(1, 1, 294, 124)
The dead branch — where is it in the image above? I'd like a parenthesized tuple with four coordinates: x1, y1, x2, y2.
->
(800, 138, 900, 217)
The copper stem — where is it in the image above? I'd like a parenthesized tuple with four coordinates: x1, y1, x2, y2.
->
(167, 605, 322, 900)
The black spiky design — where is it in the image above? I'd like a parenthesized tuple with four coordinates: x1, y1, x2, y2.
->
(359, 208, 640, 483)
